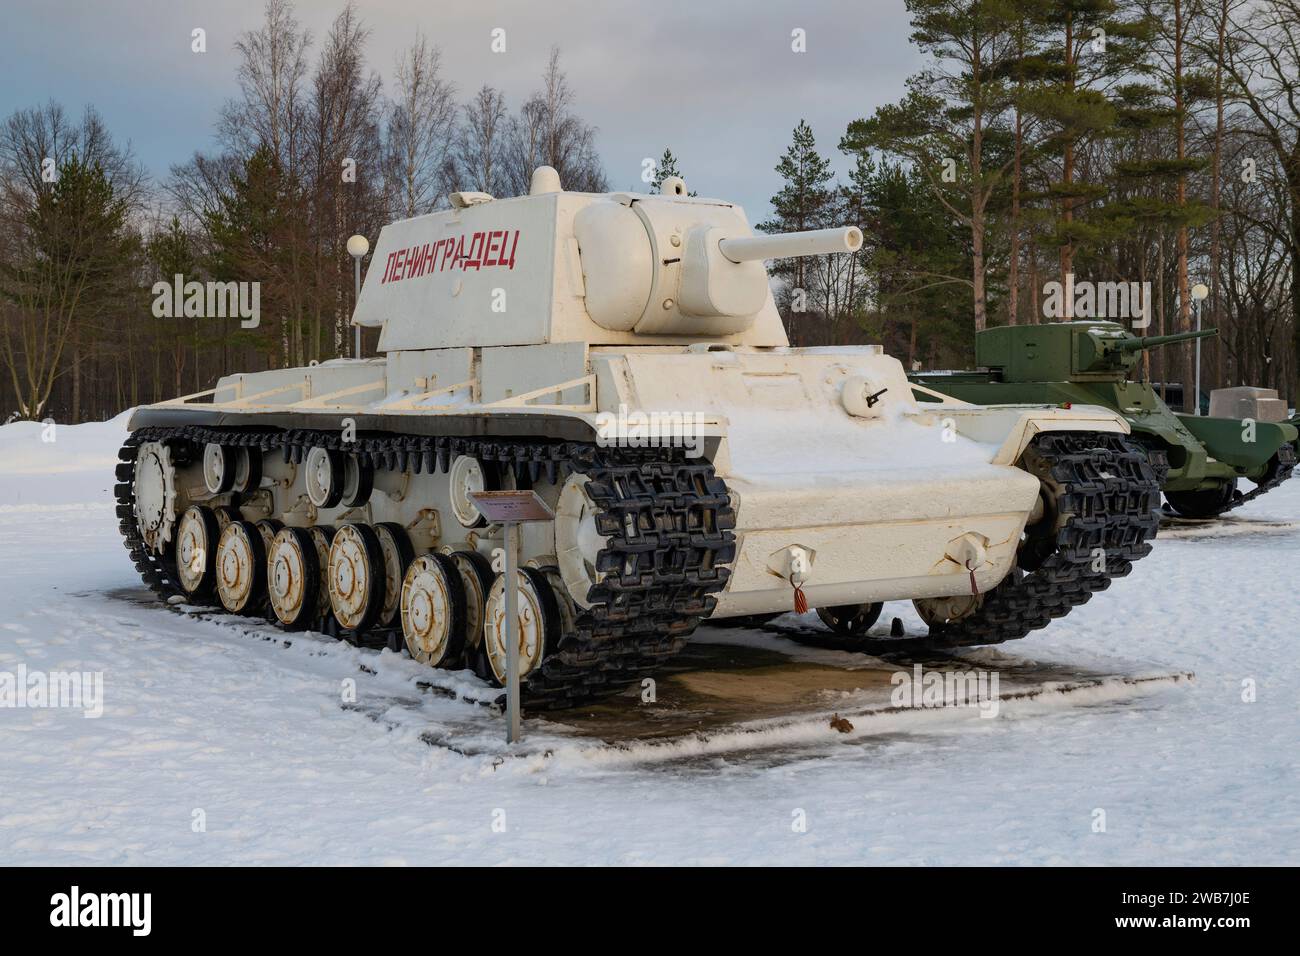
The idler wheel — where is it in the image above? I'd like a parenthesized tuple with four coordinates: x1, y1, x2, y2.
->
(327, 524, 385, 631)
(133, 441, 178, 553)
(374, 522, 416, 627)
(400, 553, 467, 667)
(554, 473, 606, 608)
(216, 520, 268, 615)
(1164, 480, 1237, 519)
(174, 505, 220, 602)
(482, 567, 561, 686)
(267, 527, 321, 630)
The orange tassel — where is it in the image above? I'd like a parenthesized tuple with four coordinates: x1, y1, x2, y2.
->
(793, 585, 809, 615)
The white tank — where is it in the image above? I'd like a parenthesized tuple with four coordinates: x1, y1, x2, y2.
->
(119, 167, 1161, 710)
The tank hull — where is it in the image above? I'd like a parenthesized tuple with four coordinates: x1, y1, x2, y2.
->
(130, 346, 1137, 614)
(910, 374, 1297, 497)
(118, 343, 1161, 707)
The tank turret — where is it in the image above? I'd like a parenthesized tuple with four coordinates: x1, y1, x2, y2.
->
(973, 321, 1219, 383)
(352, 172, 861, 350)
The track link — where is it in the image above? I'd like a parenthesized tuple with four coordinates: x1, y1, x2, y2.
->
(1144, 439, 1295, 519)
(114, 426, 735, 710)
(1212, 443, 1296, 516)
(925, 431, 1159, 648)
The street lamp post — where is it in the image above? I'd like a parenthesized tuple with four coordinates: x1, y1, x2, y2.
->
(1191, 282, 1209, 415)
(346, 234, 369, 360)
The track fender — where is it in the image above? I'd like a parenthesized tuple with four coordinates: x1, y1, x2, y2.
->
(938, 404, 1130, 466)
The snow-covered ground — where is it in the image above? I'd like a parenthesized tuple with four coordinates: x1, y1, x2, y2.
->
(1, 414, 1296, 865)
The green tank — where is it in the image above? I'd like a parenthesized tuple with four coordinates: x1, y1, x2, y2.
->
(911, 321, 1297, 518)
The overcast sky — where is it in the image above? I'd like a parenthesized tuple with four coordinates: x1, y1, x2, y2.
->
(2, 0, 922, 223)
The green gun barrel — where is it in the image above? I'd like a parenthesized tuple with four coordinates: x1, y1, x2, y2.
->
(1117, 328, 1219, 352)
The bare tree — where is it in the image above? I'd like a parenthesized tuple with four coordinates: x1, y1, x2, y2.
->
(1216, 0, 1300, 403)
(309, 3, 384, 359)
(220, 0, 311, 168)
(449, 85, 510, 195)
(385, 33, 456, 217)
(503, 47, 608, 195)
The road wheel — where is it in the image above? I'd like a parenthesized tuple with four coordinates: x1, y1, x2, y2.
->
(328, 523, 385, 631)
(216, 520, 267, 615)
(1165, 481, 1237, 518)
(401, 553, 467, 667)
(175, 505, 220, 603)
(267, 527, 321, 630)
(816, 602, 884, 636)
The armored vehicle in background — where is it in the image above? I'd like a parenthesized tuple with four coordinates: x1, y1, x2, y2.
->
(117, 169, 1160, 711)
(911, 321, 1297, 518)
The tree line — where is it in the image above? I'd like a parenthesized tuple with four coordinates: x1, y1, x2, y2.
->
(2, 0, 1296, 423)
(0, 0, 605, 422)
(756, 0, 1299, 408)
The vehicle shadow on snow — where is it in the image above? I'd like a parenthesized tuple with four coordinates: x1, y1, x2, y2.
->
(99, 584, 1193, 768)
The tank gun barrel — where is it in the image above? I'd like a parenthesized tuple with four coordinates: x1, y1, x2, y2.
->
(718, 226, 863, 264)
(1118, 328, 1218, 352)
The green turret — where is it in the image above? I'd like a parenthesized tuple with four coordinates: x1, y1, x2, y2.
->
(912, 321, 1297, 519)
(973, 322, 1218, 382)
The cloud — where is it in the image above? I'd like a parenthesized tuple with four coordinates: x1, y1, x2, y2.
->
(1, 0, 921, 221)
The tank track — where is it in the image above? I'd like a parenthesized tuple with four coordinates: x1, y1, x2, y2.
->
(1141, 439, 1295, 519)
(1208, 443, 1296, 516)
(114, 425, 736, 710)
(922, 431, 1159, 648)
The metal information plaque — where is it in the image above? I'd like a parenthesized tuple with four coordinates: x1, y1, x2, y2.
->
(467, 490, 554, 523)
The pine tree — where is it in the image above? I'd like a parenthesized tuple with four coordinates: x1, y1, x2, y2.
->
(650, 147, 685, 192)
(843, 0, 1025, 332)
(203, 146, 296, 365)
(148, 217, 203, 395)
(758, 120, 834, 336)
(0, 154, 134, 419)
(1020, 0, 1153, 295)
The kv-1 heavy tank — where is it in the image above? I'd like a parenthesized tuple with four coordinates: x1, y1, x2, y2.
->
(911, 322, 1298, 519)
(118, 167, 1160, 710)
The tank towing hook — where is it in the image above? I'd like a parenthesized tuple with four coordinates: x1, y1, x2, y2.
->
(948, 533, 990, 596)
(770, 545, 815, 614)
